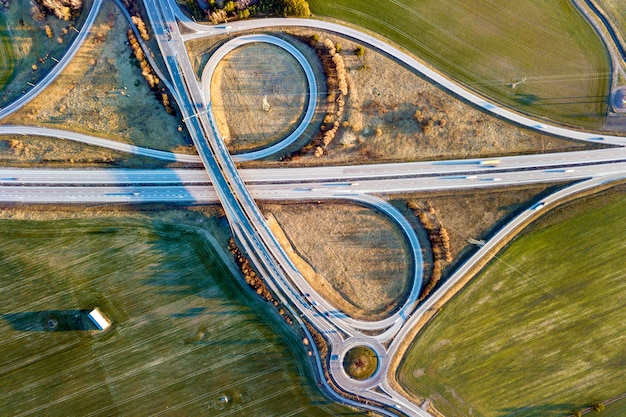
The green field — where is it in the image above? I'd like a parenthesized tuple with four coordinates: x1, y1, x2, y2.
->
(0, 13, 16, 89)
(0, 214, 362, 416)
(595, 0, 626, 48)
(597, 396, 626, 416)
(309, 0, 610, 128)
(397, 187, 626, 417)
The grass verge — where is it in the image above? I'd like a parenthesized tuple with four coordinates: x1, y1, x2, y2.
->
(308, 0, 610, 129)
(397, 184, 626, 417)
(595, 0, 626, 50)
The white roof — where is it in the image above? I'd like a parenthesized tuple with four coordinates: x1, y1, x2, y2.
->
(88, 308, 111, 331)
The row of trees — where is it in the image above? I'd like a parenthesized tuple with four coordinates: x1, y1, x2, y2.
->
(281, 34, 351, 161)
(228, 238, 294, 325)
(31, 0, 82, 21)
(127, 30, 159, 88)
(408, 201, 452, 301)
(131, 15, 150, 41)
(127, 29, 174, 114)
(181, 0, 310, 24)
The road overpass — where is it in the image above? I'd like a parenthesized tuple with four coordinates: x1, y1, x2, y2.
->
(1, 0, 625, 414)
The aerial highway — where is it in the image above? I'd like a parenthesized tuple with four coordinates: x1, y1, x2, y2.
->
(1, 0, 625, 414)
(2, 161, 626, 195)
(145, 2, 436, 413)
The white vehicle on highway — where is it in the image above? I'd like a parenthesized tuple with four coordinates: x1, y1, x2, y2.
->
(530, 201, 545, 210)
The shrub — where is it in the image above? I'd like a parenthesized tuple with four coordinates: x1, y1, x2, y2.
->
(355, 45, 365, 57)
(282, 0, 310, 17)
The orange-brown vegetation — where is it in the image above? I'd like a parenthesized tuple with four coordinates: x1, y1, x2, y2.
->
(127, 29, 159, 88)
(283, 36, 348, 160)
(34, 0, 82, 20)
(305, 321, 328, 359)
(228, 238, 293, 325)
(408, 201, 452, 300)
(131, 15, 150, 41)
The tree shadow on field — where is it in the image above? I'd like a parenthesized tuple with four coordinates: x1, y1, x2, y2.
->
(498, 402, 577, 417)
(514, 93, 540, 106)
(514, 93, 607, 107)
(2, 310, 99, 331)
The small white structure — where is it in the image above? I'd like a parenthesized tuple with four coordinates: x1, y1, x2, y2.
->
(88, 308, 112, 331)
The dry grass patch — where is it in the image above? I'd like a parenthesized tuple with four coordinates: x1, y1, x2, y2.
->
(0, 134, 170, 168)
(263, 202, 411, 321)
(1, 1, 191, 154)
(210, 43, 308, 153)
(400, 184, 560, 263)
(244, 29, 604, 167)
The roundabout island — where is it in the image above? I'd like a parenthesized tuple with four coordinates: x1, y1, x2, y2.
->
(343, 345, 379, 381)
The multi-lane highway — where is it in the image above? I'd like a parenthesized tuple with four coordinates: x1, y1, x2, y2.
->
(1, 0, 625, 415)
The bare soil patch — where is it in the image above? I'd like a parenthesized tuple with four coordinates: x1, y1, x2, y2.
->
(262, 201, 411, 321)
(210, 43, 308, 153)
(1, 1, 192, 154)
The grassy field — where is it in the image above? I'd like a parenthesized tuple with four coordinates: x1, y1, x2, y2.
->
(397, 186, 626, 417)
(308, 0, 610, 128)
(595, 0, 626, 49)
(0, 13, 16, 90)
(0, 214, 363, 416)
(343, 346, 378, 380)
